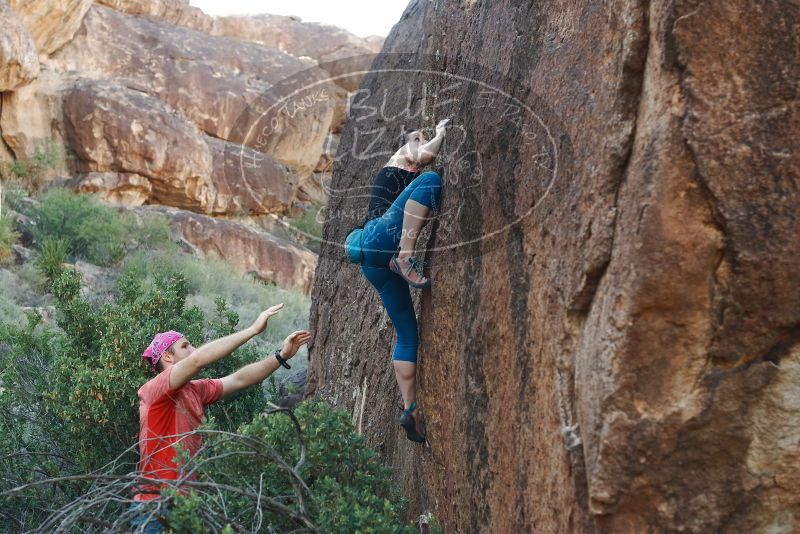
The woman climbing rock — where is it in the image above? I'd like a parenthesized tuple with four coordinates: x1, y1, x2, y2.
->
(344, 118, 449, 443)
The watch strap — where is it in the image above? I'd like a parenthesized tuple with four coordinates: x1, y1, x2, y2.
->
(274, 349, 291, 369)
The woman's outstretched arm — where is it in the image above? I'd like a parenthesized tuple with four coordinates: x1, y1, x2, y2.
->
(414, 118, 450, 165)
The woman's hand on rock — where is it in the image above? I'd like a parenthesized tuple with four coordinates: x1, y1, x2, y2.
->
(436, 118, 450, 133)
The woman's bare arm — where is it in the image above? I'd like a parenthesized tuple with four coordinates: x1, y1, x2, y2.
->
(411, 118, 450, 165)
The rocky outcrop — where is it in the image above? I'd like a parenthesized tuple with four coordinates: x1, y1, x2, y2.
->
(50, 5, 336, 178)
(206, 137, 298, 216)
(2, 0, 375, 209)
(140, 206, 317, 295)
(0, 0, 38, 92)
(307, 1, 800, 533)
(67, 138, 299, 217)
(209, 14, 380, 92)
(62, 78, 295, 214)
(95, 0, 212, 31)
(7, 0, 92, 55)
(93, 1, 384, 93)
(62, 79, 216, 212)
(0, 70, 76, 170)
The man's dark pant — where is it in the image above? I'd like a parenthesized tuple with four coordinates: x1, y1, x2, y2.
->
(129, 501, 165, 533)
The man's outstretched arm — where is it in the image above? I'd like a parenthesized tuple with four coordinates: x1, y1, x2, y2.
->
(169, 303, 285, 390)
(219, 330, 312, 400)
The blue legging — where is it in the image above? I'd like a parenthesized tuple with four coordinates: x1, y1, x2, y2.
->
(360, 171, 442, 363)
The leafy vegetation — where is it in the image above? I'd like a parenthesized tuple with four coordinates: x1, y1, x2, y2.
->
(26, 188, 172, 267)
(0, 212, 19, 265)
(0, 187, 429, 532)
(163, 402, 417, 533)
(0, 268, 420, 531)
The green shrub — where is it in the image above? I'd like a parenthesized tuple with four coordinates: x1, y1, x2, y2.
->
(166, 401, 416, 533)
(28, 189, 172, 266)
(30, 189, 127, 266)
(0, 212, 19, 264)
(0, 312, 75, 529)
(36, 237, 68, 283)
(0, 261, 417, 532)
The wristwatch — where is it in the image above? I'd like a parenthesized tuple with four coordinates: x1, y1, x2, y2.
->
(274, 349, 291, 369)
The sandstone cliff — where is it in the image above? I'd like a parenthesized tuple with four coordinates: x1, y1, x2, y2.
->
(308, 1, 800, 532)
(0, 0, 382, 293)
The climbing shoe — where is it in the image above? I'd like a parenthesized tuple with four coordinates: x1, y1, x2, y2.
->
(399, 402, 426, 443)
(390, 255, 431, 289)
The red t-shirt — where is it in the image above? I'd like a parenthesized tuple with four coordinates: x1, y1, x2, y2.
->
(134, 367, 223, 501)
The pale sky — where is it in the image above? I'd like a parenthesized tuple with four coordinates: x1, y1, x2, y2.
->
(189, 0, 410, 38)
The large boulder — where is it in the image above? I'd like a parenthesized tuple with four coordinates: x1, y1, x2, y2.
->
(67, 137, 299, 217)
(92, 1, 384, 92)
(140, 206, 317, 295)
(7, 0, 92, 55)
(307, 1, 800, 533)
(50, 5, 336, 179)
(0, 0, 38, 92)
(206, 137, 298, 216)
(95, 0, 212, 31)
(62, 78, 216, 213)
(209, 14, 382, 92)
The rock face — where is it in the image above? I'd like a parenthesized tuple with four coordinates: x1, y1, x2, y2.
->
(62, 79, 216, 212)
(1, 0, 374, 210)
(307, 1, 800, 533)
(1, 70, 69, 159)
(210, 14, 380, 92)
(51, 5, 336, 178)
(141, 206, 317, 295)
(67, 137, 299, 217)
(92, 2, 384, 93)
(95, 0, 212, 31)
(0, 0, 39, 92)
(7, 0, 92, 55)
(206, 137, 298, 216)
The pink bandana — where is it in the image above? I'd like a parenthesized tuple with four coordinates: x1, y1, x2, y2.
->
(142, 331, 184, 371)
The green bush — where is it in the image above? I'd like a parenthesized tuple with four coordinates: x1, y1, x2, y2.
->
(0, 312, 75, 529)
(166, 401, 416, 533)
(0, 262, 419, 532)
(29, 189, 127, 266)
(26, 188, 172, 266)
(36, 236, 68, 283)
(0, 212, 19, 264)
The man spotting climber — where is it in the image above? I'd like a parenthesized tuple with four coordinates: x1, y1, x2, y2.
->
(131, 303, 311, 519)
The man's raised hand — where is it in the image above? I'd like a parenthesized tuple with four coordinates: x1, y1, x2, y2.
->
(250, 303, 284, 335)
(436, 118, 451, 133)
(280, 330, 312, 360)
